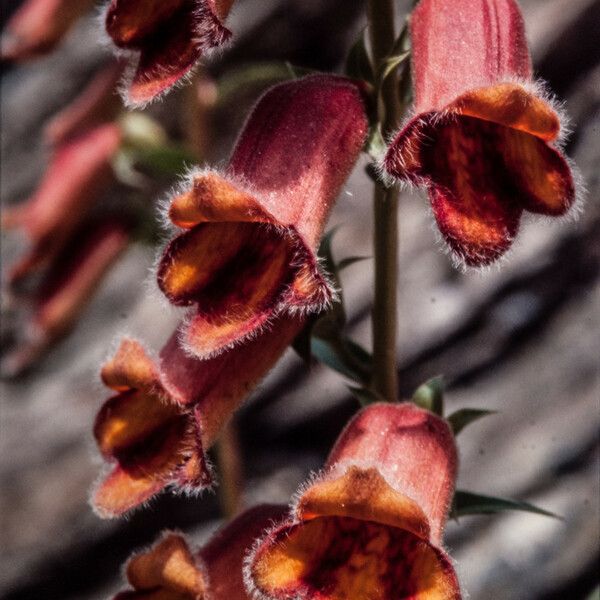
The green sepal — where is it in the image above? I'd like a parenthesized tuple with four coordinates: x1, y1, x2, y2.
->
(451, 490, 560, 520)
(412, 376, 444, 416)
(348, 385, 383, 406)
(364, 124, 386, 160)
(447, 408, 497, 436)
(375, 51, 410, 88)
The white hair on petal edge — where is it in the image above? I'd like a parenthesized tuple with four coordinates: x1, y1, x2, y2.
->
(242, 511, 297, 600)
(98, 0, 234, 109)
(116, 528, 208, 589)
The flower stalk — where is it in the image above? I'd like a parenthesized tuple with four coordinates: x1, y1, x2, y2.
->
(368, 0, 401, 401)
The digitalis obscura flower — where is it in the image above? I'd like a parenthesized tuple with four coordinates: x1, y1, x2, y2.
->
(104, 0, 235, 106)
(157, 75, 368, 359)
(246, 403, 461, 600)
(0, 0, 94, 61)
(92, 317, 302, 517)
(2, 218, 130, 377)
(383, 0, 578, 266)
(2, 123, 122, 286)
(44, 61, 124, 146)
(114, 504, 286, 599)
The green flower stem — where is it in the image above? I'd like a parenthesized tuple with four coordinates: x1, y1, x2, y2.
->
(368, 0, 401, 401)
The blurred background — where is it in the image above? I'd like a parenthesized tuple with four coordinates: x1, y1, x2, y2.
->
(1, 0, 599, 598)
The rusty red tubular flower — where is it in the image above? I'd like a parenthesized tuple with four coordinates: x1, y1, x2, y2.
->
(383, 0, 577, 267)
(246, 403, 461, 599)
(114, 504, 287, 599)
(92, 316, 302, 517)
(157, 75, 368, 359)
(2, 218, 130, 377)
(0, 0, 94, 61)
(105, 0, 235, 106)
(44, 61, 124, 146)
(2, 123, 122, 286)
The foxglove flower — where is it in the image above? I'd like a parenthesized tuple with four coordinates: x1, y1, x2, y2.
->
(383, 0, 577, 266)
(2, 219, 130, 377)
(247, 403, 461, 599)
(105, 0, 235, 106)
(2, 123, 122, 285)
(92, 317, 302, 517)
(157, 75, 368, 359)
(114, 504, 287, 599)
(0, 0, 94, 61)
(44, 61, 124, 146)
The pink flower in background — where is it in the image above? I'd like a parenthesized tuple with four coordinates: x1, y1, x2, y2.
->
(1, 0, 94, 61)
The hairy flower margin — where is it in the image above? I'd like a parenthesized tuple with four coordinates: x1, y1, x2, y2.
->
(113, 504, 287, 599)
(383, 0, 579, 267)
(157, 74, 369, 360)
(110, 403, 460, 599)
(91, 74, 368, 517)
(104, 0, 236, 107)
(92, 320, 302, 517)
(246, 403, 461, 599)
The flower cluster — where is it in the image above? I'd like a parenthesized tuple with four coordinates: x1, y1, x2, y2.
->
(112, 404, 461, 599)
(5, 0, 581, 596)
(1, 63, 130, 376)
(91, 74, 369, 516)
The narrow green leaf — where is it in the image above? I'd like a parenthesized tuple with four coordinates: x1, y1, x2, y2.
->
(310, 337, 371, 385)
(284, 62, 318, 79)
(452, 490, 560, 519)
(412, 376, 445, 416)
(377, 51, 410, 86)
(345, 29, 374, 83)
(134, 145, 197, 177)
(389, 21, 410, 56)
(337, 255, 371, 271)
(291, 319, 315, 365)
(348, 385, 382, 406)
(343, 338, 373, 370)
(447, 408, 497, 436)
(311, 338, 358, 382)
